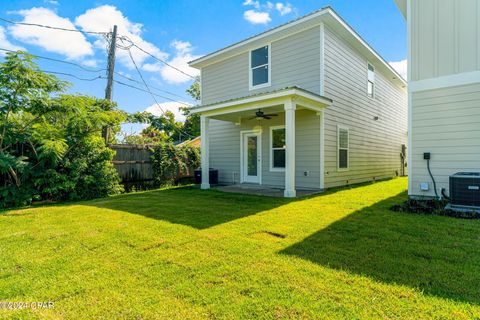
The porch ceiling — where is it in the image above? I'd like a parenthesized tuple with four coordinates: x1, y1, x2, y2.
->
(190, 86, 332, 122)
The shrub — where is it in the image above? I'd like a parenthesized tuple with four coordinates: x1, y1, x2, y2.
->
(0, 51, 124, 208)
(151, 143, 200, 187)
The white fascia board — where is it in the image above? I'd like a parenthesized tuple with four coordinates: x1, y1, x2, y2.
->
(190, 89, 331, 115)
(189, 9, 330, 68)
(190, 8, 406, 88)
(394, 0, 407, 18)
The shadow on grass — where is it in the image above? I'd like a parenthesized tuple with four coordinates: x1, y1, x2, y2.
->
(87, 186, 291, 229)
(281, 191, 480, 305)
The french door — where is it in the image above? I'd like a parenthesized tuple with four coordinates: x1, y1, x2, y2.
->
(242, 131, 261, 183)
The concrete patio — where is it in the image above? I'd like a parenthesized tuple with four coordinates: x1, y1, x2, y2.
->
(215, 184, 322, 198)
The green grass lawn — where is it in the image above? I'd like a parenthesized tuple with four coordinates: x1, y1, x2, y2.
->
(1, 177, 479, 319)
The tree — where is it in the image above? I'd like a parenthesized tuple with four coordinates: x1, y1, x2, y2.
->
(0, 51, 124, 207)
(182, 76, 201, 137)
(120, 76, 201, 145)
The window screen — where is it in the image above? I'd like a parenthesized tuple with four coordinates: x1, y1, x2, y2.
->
(338, 127, 349, 169)
(271, 127, 285, 169)
(251, 46, 269, 87)
(367, 63, 375, 98)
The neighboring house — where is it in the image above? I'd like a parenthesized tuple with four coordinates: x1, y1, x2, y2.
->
(189, 7, 407, 197)
(177, 136, 201, 148)
(394, 0, 480, 198)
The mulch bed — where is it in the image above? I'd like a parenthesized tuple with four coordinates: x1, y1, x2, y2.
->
(391, 199, 480, 219)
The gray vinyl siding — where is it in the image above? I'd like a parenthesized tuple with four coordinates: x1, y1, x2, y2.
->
(410, 83, 480, 197)
(201, 26, 321, 105)
(208, 109, 321, 189)
(323, 26, 407, 188)
(411, 0, 480, 81)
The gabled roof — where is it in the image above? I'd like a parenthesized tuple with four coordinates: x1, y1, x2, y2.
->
(189, 7, 406, 86)
(190, 86, 332, 114)
(394, 0, 407, 18)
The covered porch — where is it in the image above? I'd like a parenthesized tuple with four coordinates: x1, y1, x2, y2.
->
(191, 87, 332, 198)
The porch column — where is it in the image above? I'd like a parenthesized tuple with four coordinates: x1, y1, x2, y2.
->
(284, 99, 296, 198)
(200, 115, 210, 189)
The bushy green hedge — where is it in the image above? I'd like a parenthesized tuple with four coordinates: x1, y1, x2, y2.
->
(0, 52, 124, 208)
(151, 144, 200, 187)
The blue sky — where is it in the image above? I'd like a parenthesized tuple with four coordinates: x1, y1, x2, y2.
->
(0, 0, 406, 135)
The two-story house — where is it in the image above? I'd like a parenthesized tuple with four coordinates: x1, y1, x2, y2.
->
(189, 6, 407, 197)
(395, 0, 480, 199)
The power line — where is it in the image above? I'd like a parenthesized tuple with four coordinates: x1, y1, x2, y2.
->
(0, 16, 107, 35)
(112, 79, 191, 106)
(126, 48, 194, 139)
(0, 47, 106, 73)
(42, 70, 103, 81)
(113, 71, 191, 101)
(115, 35, 196, 80)
(130, 43, 196, 80)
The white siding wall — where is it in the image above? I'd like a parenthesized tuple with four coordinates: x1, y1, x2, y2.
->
(202, 24, 407, 191)
(201, 27, 321, 105)
(208, 109, 321, 189)
(323, 27, 408, 188)
(410, 83, 480, 197)
(411, 0, 480, 81)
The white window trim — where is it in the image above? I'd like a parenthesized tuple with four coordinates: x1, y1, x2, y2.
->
(337, 125, 349, 171)
(249, 44, 272, 91)
(240, 129, 263, 184)
(269, 125, 285, 172)
(367, 61, 375, 99)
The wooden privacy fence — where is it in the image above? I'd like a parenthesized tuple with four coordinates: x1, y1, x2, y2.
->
(109, 144, 199, 191)
(109, 144, 153, 189)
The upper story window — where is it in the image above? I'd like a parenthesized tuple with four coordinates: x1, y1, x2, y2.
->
(250, 45, 271, 90)
(270, 126, 285, 171)
(338, 126, 349, 170)
(367, 62, 375, 98)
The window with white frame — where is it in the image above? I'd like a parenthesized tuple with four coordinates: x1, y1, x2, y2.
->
(367, 63, 375, 98)
(338, 126, 349, 170)
(250, 45, 270, 89)
(270, 126, 285, 170)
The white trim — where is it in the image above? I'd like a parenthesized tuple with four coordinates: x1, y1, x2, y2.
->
(200, 116, 210, 189)
(317, 111, 325, 189)
(269, 125, 286, 172)
(367, 61, 375, 99)
(240, 129, 262, 184)
(199, 70, 203, 104)
(191, 88, 331, 115)
(189, 8, 406, 87)
(337, 125, 349, 172)
(409, 70, 480, 92)
(319, 22, 325, 95)
(284, 100, 296, 198)
(407, 0, 413, 195)
(191, 9, 329, 67)
(249, 44, 272, 91)
(395, 0, 407, 18)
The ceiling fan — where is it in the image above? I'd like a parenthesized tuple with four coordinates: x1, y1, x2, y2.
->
(249, 109, 278, 120)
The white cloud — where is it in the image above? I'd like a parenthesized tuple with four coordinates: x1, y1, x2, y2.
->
(81, 59, 98, 67)
(275, 2, 292, 15)
(389, 59, 407, 80)
(0, 26, 24, 55)
(243, 0, 260, 9)
(8, 7, 93, 60)
(244, 10, 271, 25)
(143, 40, 200, 84)
(43, 0, 59, 5)
(145, 101, 191, 122)
(75, 5, 168, 69)
(242, 1, 294, 25)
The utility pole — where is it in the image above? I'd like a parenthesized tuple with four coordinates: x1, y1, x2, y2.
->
(103, 24, 118, 144)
